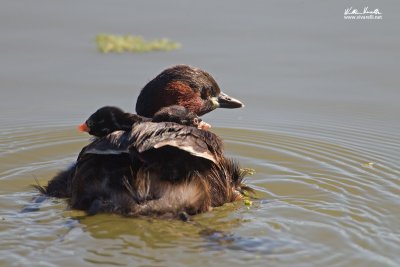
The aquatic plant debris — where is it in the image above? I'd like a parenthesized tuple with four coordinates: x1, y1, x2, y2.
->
(361, 162, 375, 168)
(95, 34, 181, 53)
(244, 199, 253, 207)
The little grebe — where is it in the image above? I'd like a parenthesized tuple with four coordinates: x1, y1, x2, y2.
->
(40, 106, 246, 217)
(38, 65, 246, 217)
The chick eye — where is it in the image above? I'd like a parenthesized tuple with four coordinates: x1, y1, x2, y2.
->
(193, 118, 200, 125)
(86, 120, 94, 127)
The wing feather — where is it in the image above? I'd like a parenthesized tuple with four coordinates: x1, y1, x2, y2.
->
(129, 122, 223, 163)
(80, 122, 223, 163)
(80, 130, 130, 157)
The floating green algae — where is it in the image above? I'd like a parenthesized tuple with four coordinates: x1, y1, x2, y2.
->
(239, 167, 256, 206)
(95, 34, 181, 53)
(243, 199, 253, 207)
(361, 162, 375, 168)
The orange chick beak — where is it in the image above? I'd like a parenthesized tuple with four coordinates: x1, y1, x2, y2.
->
(78, 123, 90, 133)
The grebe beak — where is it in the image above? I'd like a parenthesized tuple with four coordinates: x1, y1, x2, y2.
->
(217, 92, 244, 109)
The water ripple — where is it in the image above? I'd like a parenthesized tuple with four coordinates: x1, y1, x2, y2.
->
(0, 122, 399, 267)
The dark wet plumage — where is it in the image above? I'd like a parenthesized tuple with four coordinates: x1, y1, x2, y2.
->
(38, 105, 247, 217)
(79, 105, 205, 138)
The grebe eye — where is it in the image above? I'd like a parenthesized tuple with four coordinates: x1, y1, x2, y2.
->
(193, 118, 200, 125)
(201, 90, 210, 99)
